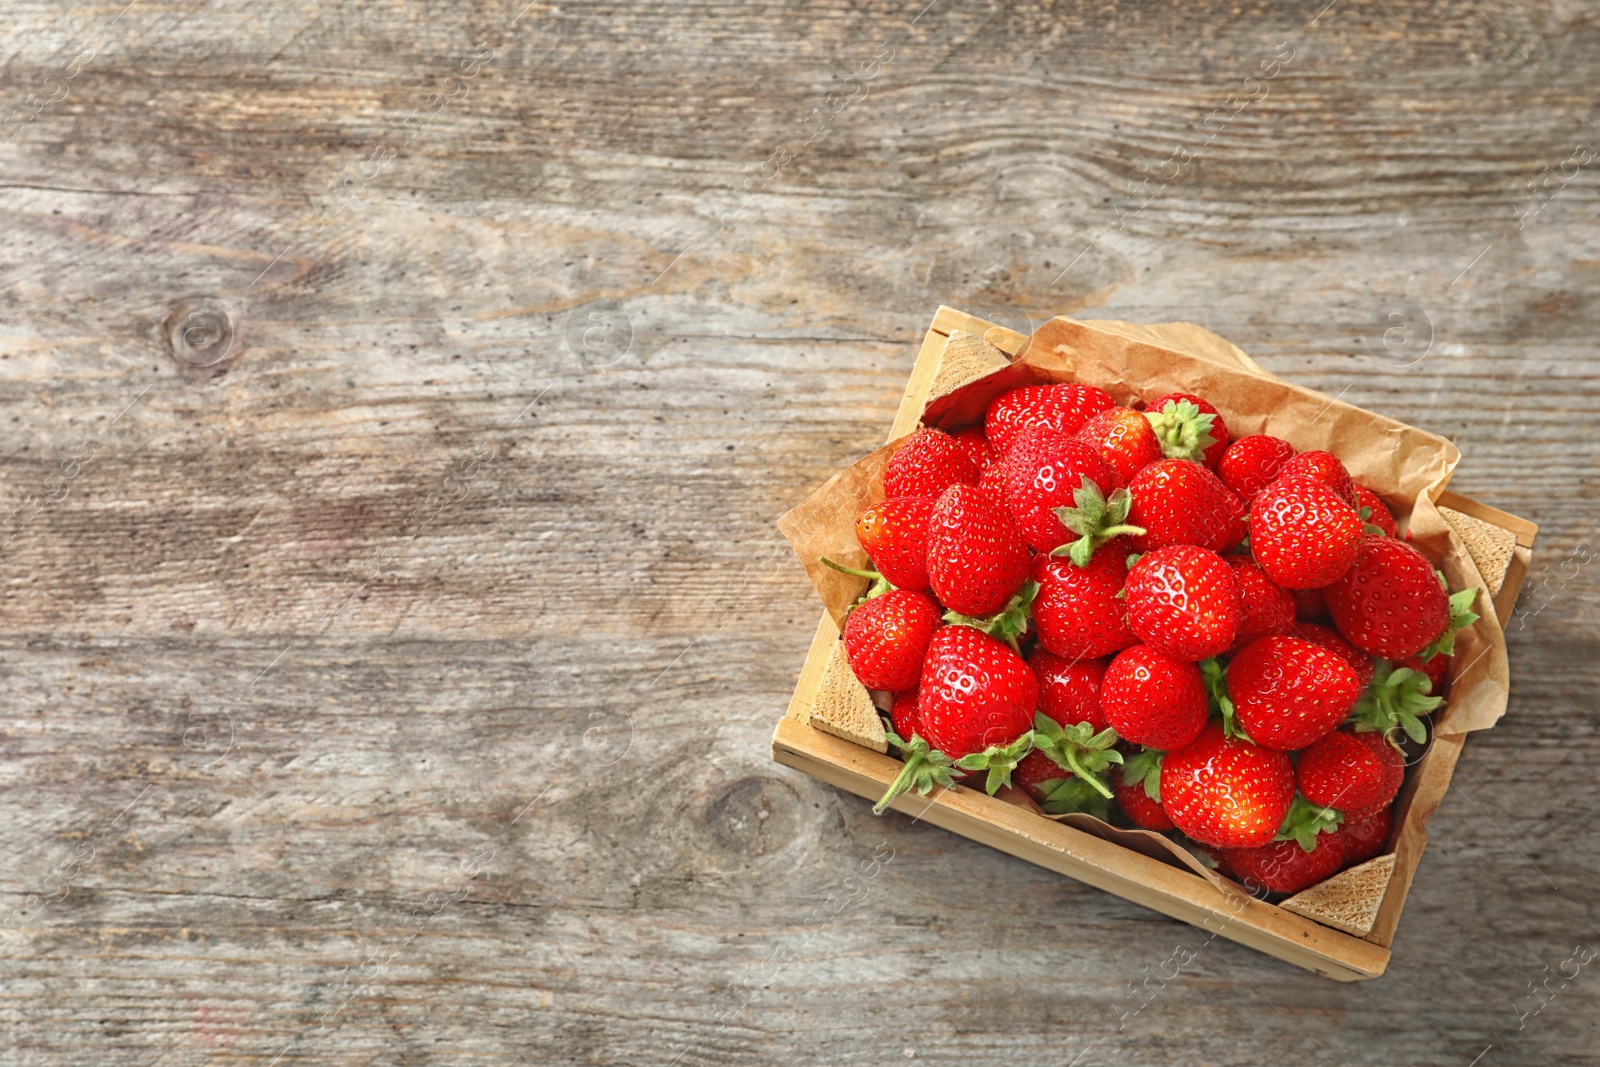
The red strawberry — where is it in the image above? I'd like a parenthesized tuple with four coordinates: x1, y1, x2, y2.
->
(1101, 645, 1209, 750)
(1124, 545, 1241, 662)
(1297, 728, 1405, 813)
(1292, 621, 1375, 689)
(1032, 547, 1139, 660)
(976, 460, 1010, 508)
(1337, 806, 1393, 867)
(1160, 723, 1295, 849)
(951, 425, 997, 472)
(1218, 435, 1296, 503)
(1249, 475, 1364, 589)
(1278, 450, 1357, 509)
(1292, 586, 1329, 621)
(1028, 649, 1108, 732)
(1324, 536, 1452, 659)
(1143, 392, 1229, 468)
(1353, 485, 1398, 537)
(1125, 459, 1245, 554)
(926, 484, 1031, 617)
(1001, 427, 1120, 553)
(855, 495, 936, 591)
(884, 427, 979, 499)
(890, 688, 924, 741)
(918, 627, 1038, 762)
(985, 383, 1115, 457)
(1076, 406, 1163, 485)
(1114, 746, 1175, 830)
(1227, 557, 1295, 653)
(1225, 635, 1362, 751)
(1226, 833, 1345, 894)
(840, 590, 943, 692)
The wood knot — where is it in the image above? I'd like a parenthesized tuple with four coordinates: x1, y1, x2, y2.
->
(166, 298, 237, 368)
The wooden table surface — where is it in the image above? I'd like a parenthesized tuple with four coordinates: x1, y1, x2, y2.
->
(3, 2, 1597, 1064)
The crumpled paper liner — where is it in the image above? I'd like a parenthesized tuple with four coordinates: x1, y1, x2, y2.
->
(778, 315, 1511, 893)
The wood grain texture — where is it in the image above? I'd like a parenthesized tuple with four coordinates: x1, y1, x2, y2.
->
(2, 1, 1599, 1064)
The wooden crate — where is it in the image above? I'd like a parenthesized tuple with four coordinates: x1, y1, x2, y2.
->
(771, 306, 1538, 981)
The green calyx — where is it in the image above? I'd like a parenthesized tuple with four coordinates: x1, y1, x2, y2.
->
(1050, 481, 1147, 568)
(1275, 795, 1345, 853)
(953, 731, 1037, 796)
(1358, 505, 1386, 537)
(1144, 400, 1218, 463)
(872, 724, 960, 815)
(1029, 712, 1124, 799)
(1348, 660, 1441, 745)
(819, 556, 894, 604)
(1120, 745, 1163, 802)
(944, 581, 1039, 653)
(1036, 776, 1113, 820)
(1201, 657, 1250, 742)
(1418, 585, 1480, 663)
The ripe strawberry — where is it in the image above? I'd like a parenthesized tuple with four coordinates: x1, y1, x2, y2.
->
(1353, 484, 1398, 537)
(884, 427, 979, 498)
(1324, 536, 1452, 659)
(1160, 723, 1294, 849)
(1125, 459, 1245, 554)
(1027, 649, 1108, 732)
(840, 590, 943, 692)
(1076, 406, 1163, 485)
(918, 625, 1038, 764)
(1143, 392, 1229, 468)
(889, 688, 924, 741)
(1226, 832, 1345, 895)
(1292, 585, 1329, 621)
(926, 484, 1031, 617)
(1217, 434, 1296, 503)
(1227, 557, 1295, 653)
(1125, 545, 1241, 662)
(1114, 746, 1174, 830)
(1278, 450, 1357, 509)
(985, 383, 1115, 457)
(1249, 475, 1363, 589)
(1032, 546, 1139, 660)
(1297, 728, 1405, 813)
(976, 459, 1010, 508)
(1337, 806, 1393, 867)
(1101, 644, 1210, 751)
(855, 495, 937, 591)
(1001, 427, 1120, 552)
(1291, 621, 1374, 689)
(951, 425, 997, 473)
(1226, 635, 1362, 750)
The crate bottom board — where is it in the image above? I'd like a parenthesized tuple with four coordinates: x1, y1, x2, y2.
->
(772, 716, 1391, 981)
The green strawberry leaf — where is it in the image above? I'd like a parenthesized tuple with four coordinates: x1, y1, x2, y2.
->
(1348, 660, 1441, 745)
(873, 724, 960, 815)
(1274, 795, 1345, 852)
(1119, 745, 1164, 801)
(1030, 713, 1123, 799)
(1144, 400, 1218, 463)
(1050, 482, 1147, 568)
(954, 731, 1037, 796)
(1417, 586, 1480, 663)
(943, 581, 1039, 653)
(1201, 657, 1250, 742)
(1036, 776, 1114, 819)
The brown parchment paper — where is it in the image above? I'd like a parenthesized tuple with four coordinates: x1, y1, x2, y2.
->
(778, 315, 1511, 890)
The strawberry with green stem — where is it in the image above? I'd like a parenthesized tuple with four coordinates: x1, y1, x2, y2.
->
(1224, 796, 1346, 894)
(1143, 393, 1229, 468)
(1353, 485, 1398, 538)
(1000, 427, 1121, 553)
(1114, 746, 1173, 831)
(916, 626, 1039, 794)
(1347, 659, 1444, 743)
(1016, 713, 1124, 802)
(853, 495, 937, 591)
(943, 580, 1038, 654)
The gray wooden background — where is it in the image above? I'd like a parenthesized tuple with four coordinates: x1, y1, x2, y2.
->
(2, 1, 1597, 1064)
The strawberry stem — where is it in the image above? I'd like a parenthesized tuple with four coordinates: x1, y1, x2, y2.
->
(1051, 482, 1146, 567)
(1348, 660, 1441, 744)
(943, 581, 1039, 653)
(1120, 745, 1164, 801)
(819, 556, 893, 601)
(1417, 585, 1479, 662)
(1201, 657, 1250, 742)
(953, 732, 1037, 795)
(1029, 713, 1123, 799)
(1274, 794, 1344, 852)
(872, 724, 960, 815)
(1145, 400, 1218, 463)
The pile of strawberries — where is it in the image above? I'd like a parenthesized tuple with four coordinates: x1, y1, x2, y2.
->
(827, 381, 1479, 895)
